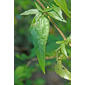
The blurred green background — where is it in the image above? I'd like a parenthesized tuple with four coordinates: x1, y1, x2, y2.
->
(14, 0, 71, 85)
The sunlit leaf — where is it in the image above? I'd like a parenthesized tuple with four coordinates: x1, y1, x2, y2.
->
(55, 62, 71, 80)
(20, 9, 39, 15)
(54, 0, 71, 18)
(48, 5, 66, 22)
(65, 35, 71, 45)
(56, 40, 64, 44)
(30, 12, 50, 73)
(61, 44, 68, 58)
(43, 7, 53, 12)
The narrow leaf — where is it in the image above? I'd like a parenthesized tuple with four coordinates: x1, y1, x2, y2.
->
(30, 13, 50, 73)
(43, 8, 53, 12)
(61, 44, 68, 58)
(55, 62, 71, 80)
(54, 0, 71, 18)
(35, 2, 43, 12)
(48, 5, 66, 22)
(20, 9, 39, 15)
(56, 40, 64, 44)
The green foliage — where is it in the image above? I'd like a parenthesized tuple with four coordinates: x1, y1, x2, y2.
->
(55, 61, 71, 80)
(20, 9, 39, 15)
(54, 0, 71, 18)
(16, 53, 29, 61)
(35, 2, 43, 12)
(15, 0, 71, 85)
(14, 66, 32, 85)
(30, 12, 50, 73)
(35, 2, 67, 22)
(61, 44, 68, 58)
(48, 4, 67, 22)
(15, 66, 32, 79)
(55, 36, 71, 81)
(14, 65, 45, 85)
(33, 78, 45, 85)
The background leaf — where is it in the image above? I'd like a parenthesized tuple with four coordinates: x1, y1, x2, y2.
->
(15, 66, 32, 79)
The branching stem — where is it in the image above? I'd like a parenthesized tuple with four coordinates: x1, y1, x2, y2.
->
(36, 0, 66, 40)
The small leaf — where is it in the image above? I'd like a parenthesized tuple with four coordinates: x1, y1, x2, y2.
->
(30, 13, 50, 73)
(35, 2, 43, 12)
(48, 5, 66, 22)
(20, 9, 39, 15)
(62, 58, 71, 71)
(56, 40, 64, 44)
(43, 7, 53, 12)
(61, 44, 68, 58)
(54, 0, 71, 18)
(65, 35, 71, 45)
(55, 62, 71, 80)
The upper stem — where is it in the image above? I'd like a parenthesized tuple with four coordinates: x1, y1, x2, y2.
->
(36, 0, 66, 40)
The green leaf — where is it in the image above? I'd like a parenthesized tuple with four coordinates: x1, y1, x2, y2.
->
(56, 40, 64, 44)
(65, 35, 71, 45)
(33, 78, 45, 85)
(48, 5, 66, 22)
(15, 66, 32, 79)
(48, 11, 66, 22)
(43, 8, 53, 12)
(30, 13, 50, 73)
(35, 2, 43, 12)
(16, 53, 28, 61)
(55, 62, 71, 80)
(62, 58, 71, 71)
(20, 9, 39, 15)
(54, 0, 71, 18)
(46, 34, 59, 57)
(61, 44, 68, 58)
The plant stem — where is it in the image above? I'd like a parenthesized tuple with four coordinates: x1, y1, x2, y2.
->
(48, 17, 66, 40)
(36, 0, 45, 9)
(36, 0, 66, 40)
(27, 55, 71, 66)
(26, 56, 56, 66)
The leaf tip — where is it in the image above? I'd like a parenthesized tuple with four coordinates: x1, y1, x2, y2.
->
(41, 67, 45, 74)
(43, 71, 45, 74)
